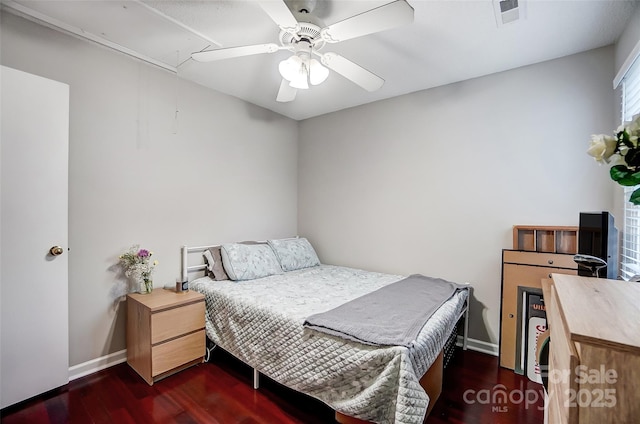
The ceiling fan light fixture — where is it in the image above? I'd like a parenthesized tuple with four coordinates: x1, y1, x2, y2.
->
(279, 55, 309, 89)
(278, 55, 302, 81)
(279, 54, 328, 89)
(288, 75, 310, 89)
(309, 59, 329, 85)
(279, 53, 317, 89)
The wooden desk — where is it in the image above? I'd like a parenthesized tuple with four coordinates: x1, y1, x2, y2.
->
(543, 274, 640, 423)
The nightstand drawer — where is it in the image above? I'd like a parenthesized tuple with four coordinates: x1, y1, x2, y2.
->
(151, 301, 205, 344)
(152, 329, 205, 376)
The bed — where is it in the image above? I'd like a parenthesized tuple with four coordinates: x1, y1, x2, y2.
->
(181, 239, 471, 424)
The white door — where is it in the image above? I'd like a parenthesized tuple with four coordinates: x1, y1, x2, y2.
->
(1, 66, 69, 408)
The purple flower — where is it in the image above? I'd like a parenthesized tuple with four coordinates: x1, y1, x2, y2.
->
(138, 249, 150, 257)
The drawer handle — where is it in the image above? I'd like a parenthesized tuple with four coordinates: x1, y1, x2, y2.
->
(548, 259, 554, 265)
(549, 274, 552, 278)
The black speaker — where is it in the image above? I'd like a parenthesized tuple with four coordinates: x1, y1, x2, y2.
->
(578, 212, 618, 279)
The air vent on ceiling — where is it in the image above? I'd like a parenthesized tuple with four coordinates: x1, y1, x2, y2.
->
(493, 0, 526, 27)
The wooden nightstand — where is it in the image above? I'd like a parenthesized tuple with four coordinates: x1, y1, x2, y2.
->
(126, 289, 205, 385)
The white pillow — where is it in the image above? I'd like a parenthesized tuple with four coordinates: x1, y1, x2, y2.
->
(267, 237, 320, 272)
(220, 243, 283, 281)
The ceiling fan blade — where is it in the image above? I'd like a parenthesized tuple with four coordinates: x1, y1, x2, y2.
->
(258, 0, 300, 32)
(321, 0, 414, 43)
(276, 79, 297, 102)
(192, 43, 280, 62)
(320, 52, 384, 92)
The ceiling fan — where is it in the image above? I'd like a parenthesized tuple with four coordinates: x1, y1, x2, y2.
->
(191, 0, 414, 102)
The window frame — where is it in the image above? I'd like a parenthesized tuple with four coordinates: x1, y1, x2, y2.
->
(620, 53, 640, 280)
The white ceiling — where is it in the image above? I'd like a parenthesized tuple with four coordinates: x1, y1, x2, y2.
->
(3, 0, 638, 120)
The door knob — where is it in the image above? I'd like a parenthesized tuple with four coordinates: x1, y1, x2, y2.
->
(49, 246, 64, 256)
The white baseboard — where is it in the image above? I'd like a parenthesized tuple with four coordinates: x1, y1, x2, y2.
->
(457, 336, 499, 356)
(68, 349, 127, 381)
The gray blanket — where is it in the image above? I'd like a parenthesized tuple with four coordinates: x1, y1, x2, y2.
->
(303, 274, 467, 347)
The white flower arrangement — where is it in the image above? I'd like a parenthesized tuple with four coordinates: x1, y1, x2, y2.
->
(119, 245, 158, 293)
(587, 114, 640, 204)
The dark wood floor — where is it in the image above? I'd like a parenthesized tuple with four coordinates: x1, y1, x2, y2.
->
(1, 348, 544, 424)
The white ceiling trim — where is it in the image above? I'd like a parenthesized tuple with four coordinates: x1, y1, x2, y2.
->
(134, 0, 222, 50)
(2, 0, 178, 72)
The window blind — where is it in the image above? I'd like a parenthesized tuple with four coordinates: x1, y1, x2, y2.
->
(621, 54, 640, 280)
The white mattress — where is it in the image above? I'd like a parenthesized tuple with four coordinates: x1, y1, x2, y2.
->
(190, 264, 468, 424)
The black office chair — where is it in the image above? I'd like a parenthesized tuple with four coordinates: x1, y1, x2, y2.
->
(573, 254, 607, 277)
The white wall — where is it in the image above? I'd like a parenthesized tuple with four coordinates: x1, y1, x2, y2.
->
(615, 3, 640, 75)
(1, 13, 298, 366)
(298, 47, 617, 345)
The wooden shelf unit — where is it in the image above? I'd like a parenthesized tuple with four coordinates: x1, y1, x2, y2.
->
(500, 225, 579, 372)
(513, 225, 578, 254)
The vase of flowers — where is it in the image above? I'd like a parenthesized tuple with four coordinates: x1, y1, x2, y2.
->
(119, 245, 158, 294)
(587, 114, 640, 204)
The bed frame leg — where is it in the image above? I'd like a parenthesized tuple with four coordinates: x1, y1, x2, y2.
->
(253, 368, 260, 389)
(462, 286, 472, 350)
